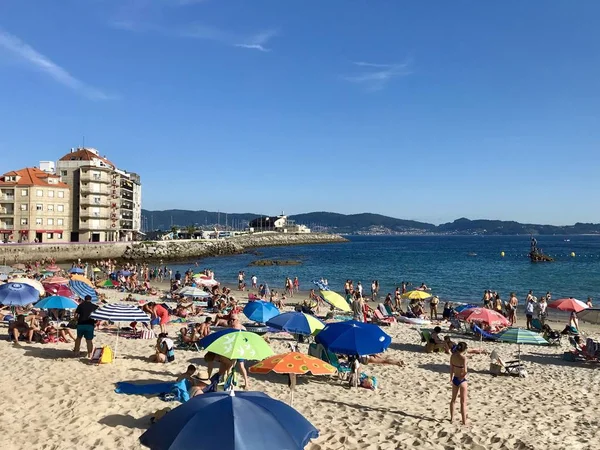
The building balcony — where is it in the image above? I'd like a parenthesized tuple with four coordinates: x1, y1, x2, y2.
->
(121, 202, 134, 210)
(0, 207, 15, 216)
(80, 211, 108, 219)
(80, 187, 111, 196)
(0, 224, 14, 230)
(80, 173, 111, 184)
(80, 198, 109, 207)
(1, 195, 15, 202)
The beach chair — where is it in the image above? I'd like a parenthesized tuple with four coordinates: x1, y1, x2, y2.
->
(489, 350, 527, 377)
(175, 331, 200, 351)
(530, 318, 544, 332)
(472, 324, 500, 341)
(308, 343, 352, 380)
(373, 309, 395, 326)
(542, 326, 561, 346)
(449, 317, 471, 334)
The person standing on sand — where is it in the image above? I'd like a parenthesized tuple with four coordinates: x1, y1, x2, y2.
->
(538, 295, 548, 325)
(73, 295, 98, 358)
(251, 275, 257, 289)
(293, 277, 299, 293)
(352, 293, 364, 322)
(449, 342, 469, 426)
(525, 296, 536, 330)
(509, 293, 518, 325)
(371, 281, 377, 301)
(430, 295, 440, 320)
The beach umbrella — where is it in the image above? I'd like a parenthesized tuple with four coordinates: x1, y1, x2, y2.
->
(93, 267, 102, 273)
(266, 311, 325, 336)
(100, 279, 116, 288)
(198, 329, 242, 349)
(401, 290, 432, 300)
(70, 274, 93, 287)
(454, 303, 478, 313)
(118, 270, 132, 277)
(319, 290, 352, 312)
(10, 277, 45, 296)
(204, 331, 274, 361)
(548, 298, 588, 313)
(192, 273, 211, 279)
(457, 308, 510, 327)
(496, 327, 549, 360)
(0, 282, 40, 307)
(243, 300, 280, 323)
(578, 308, 600, 325)
(69, 280, 98, 302)
(249, 352, 335, 404)
(35, 295, 79, 310)
(90, 303, 151, 358)
(69, 267, 85, 274)
(41, 271, 54, 277)
(45, 264, 61, 273)
(178, 286, 210, 298)
(312, 280, 329, 291)
(196, 278, 219, 288)
(43, 283, 74, 297)
(138, 391, 319, 450)
(316, 320, 391, 356)
(45, 276, 69, 285)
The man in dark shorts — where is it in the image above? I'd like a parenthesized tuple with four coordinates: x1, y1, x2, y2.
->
(73, 295, 98, 358)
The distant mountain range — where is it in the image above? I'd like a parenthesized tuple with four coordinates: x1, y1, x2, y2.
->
(141, 209, 600, 235)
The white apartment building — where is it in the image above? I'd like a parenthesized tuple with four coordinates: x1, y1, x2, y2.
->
(56, 148, 142, 242)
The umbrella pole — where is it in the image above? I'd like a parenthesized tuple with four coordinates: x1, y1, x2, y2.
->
(114, 325, 120, 361)
(289, 373, 296, 405)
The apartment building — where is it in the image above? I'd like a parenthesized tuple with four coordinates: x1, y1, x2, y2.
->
(0, 167, 71, 243)
(56, 148, 142, 242)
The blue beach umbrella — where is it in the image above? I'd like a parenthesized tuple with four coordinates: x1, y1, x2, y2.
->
(266, 311, 325, 336)
(69, 280, 98, 302)
(139, 391, 319, 450)
(35, 295, 79, 310)
(69, 267, 84, 274)
(198, 328, 242, 349)
(243, 300, 280, 323)
(312, 280, 329, 291)
(454, 304, 478, 313)
(0, 282, 40, 307)
(316, 320, 391, 356)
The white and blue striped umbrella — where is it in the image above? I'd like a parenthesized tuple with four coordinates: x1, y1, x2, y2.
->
(90, 303, 150, 323)
(0, 282, 40, 306)
(69, 267, 85, 274)
(69, 280, 98, 302)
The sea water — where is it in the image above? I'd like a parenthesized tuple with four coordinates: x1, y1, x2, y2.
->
(169, 235, 600, 303)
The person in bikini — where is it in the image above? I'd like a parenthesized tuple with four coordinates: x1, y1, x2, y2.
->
(449, 342, 469, 425)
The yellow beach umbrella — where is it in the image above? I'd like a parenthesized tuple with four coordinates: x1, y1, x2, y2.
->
(401, 290, 432, 300)
(70, 274, 94, 287)
(319, 290, 351, 312)
(10, 277, 45, 296)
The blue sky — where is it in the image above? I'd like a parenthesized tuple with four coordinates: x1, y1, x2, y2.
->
(1, 1, 599, 225)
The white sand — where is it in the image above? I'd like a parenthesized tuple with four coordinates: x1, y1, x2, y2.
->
(1, 288, 599, 450)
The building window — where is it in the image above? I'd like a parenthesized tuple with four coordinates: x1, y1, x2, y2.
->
(93, 197, 101, 204)
(20, 204, 27, 211)
(57, 205, 64, 212)
(48, 205, 54, 212)
(58, 191, 64, 198)
(36, 218, 42, 225)
(57, 218, 64, 226)
(47, 218, 54, 225)
(56, 233, 63, 239)
(36, 204, 43, 211)
(47, 233, 54, 239)
(36, 190, 43, 197)
(48, 191, 55, 198)
(60, 170, 68, 176)
(20, 218, 28, 225)
(21, 189, 28, 196)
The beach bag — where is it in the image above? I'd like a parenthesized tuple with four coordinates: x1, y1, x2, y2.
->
(140, 329, 156, 340)
(92, 346, 114, 364)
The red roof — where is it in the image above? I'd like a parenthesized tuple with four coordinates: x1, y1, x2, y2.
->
(58, 148, 115, 168)
(0, 167, 70, 188)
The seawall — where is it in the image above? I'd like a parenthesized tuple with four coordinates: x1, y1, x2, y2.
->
(0, 232, 348, 264)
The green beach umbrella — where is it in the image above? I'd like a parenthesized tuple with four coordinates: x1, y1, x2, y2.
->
(205, 331, 274, 361)
(101, 279, 115, 288)
(497, 327, 548, 360)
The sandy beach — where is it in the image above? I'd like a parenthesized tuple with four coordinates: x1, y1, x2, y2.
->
(1, 286, 599, 450)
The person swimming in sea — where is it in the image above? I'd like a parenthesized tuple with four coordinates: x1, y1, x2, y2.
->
(449, 342, 469, 425)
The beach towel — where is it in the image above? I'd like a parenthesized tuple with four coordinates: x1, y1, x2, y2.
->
(115, 379, 190, 402)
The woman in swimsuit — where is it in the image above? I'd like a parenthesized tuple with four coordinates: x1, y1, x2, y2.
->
(449, 342, 468, 425)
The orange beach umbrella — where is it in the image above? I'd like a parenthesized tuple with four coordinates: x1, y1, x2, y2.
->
(70, 274, 94, 287)
(249, 352, 335, 405)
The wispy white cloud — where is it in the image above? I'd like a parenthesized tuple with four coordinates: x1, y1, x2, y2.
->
(234, 29, 277, 52)
(0, 28, 115, 100)
(344, 61, 411, 91)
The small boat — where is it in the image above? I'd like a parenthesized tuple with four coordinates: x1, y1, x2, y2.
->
(468, 252, 477, 257)
(564, 239, 570, 242)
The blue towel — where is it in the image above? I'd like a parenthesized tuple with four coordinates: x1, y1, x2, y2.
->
(115, 379, 190, 402)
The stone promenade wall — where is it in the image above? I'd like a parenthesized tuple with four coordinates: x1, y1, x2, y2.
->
(0, 233, 348, 264)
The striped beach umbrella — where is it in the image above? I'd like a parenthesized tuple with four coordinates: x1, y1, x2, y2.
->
(178, 286, 210, 298)
(69, 280, 98, 302)
(69, 267, 85, 274)
(90, 303, 150, 358)
(70, 274, 93, 287)
(10, 277, 45, 296)
(497, 327, 548, 360)
(45, 264, 61, 273)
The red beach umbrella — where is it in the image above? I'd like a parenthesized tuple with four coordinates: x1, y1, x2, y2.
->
(44, 276, 69, 285)
(548, 298, 588, 313)
(43, 283, 74, 298)
(45, 265, 61, 273)
(457, 308, 510, 327)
